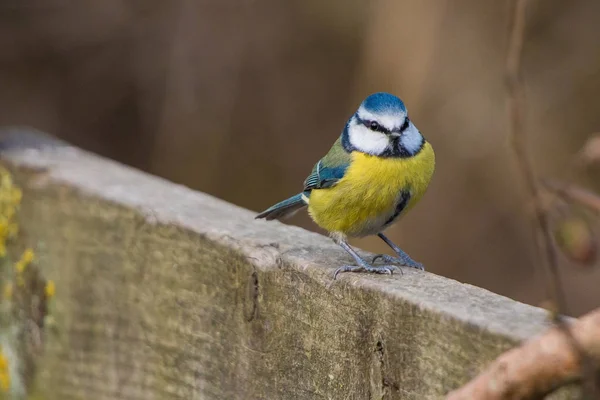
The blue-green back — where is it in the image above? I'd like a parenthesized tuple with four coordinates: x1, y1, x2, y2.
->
(303, 136, 351, 191)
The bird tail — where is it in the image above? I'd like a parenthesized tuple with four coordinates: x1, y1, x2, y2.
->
(255, 192, 309, 221)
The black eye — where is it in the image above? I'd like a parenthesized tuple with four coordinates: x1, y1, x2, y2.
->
(369, 121, 381, 131)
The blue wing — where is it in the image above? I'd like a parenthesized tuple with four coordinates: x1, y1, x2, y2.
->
(256, 138, 350, 221)
(303, 159, 349, 191)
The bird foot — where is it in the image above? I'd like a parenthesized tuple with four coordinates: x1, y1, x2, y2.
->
(372, 254, 425, 271)
(333, 264, 400, 280)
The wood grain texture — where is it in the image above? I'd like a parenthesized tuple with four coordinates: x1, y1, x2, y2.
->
(0, 128, 575, 399)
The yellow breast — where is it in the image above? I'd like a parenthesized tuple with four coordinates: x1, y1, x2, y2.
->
(308, 142, 435, 237)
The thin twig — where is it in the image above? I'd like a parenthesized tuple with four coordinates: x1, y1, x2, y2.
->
(506, 0, 567, 318)
(445, 308, 600, 400)
(542, 180, 600, 214)
(506, 0, 599, 397)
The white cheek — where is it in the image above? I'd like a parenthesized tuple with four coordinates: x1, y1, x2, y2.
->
(348, 124, 389, 155)
(400, 122, 423, 154)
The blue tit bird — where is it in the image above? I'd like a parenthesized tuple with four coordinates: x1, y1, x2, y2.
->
(256, 92, 435, 279)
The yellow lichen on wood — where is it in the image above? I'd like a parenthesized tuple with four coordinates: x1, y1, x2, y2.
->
(14, 248, 35, 274)
(2, 284, 11, 300)
(0, 166, 22, 258)
(0, 346, 10, 392)
(0, 162, 56, 398)
(44, 280, 55, 298)
(0, 136, 575, 399)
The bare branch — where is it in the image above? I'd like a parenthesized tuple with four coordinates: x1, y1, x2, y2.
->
(445, 308, 600, 400)
(506, 0, 568, 317)
(543, 180, 600, 214)
(503, 0, 600, 397)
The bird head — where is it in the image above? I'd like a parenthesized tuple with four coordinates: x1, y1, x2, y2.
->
(342, 92, 424, 157)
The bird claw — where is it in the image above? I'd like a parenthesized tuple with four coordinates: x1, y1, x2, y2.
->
(333, 264, 399, 280)
(372, 254, 425, 271)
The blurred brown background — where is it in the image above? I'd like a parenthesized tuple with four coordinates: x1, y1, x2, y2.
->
(1, 0, 599, 316)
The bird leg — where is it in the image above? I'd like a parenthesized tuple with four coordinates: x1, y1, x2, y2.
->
(372, 233, 424, 270)
(333, 239, 401, 279)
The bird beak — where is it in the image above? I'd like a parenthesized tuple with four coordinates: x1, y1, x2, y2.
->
(389, 132, 401, 138)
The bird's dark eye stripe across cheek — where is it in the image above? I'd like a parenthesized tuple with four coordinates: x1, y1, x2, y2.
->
(364, 120, 389, 133)
(400, 118, 410, 132)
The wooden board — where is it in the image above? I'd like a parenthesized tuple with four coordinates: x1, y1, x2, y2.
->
(0, 128, 571, 399)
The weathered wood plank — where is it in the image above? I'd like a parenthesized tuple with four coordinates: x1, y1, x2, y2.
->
(0, 128, 566, 399)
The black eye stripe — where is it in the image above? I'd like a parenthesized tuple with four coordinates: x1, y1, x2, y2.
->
(370, 121, 386, 133)
(400, 117, 410, 132)
(356, 114, 407, 134)
(361, 119, 389, 133)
